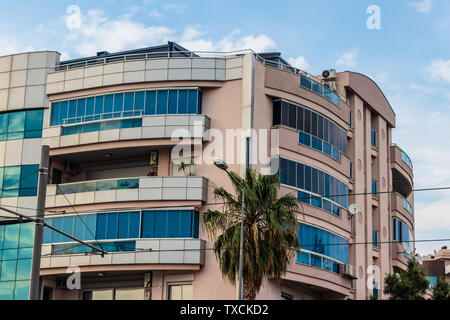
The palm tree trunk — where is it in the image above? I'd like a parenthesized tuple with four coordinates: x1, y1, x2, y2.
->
(244, 277, 257, 300)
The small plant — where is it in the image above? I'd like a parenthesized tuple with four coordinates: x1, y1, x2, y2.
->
(177, 158, 196, 176)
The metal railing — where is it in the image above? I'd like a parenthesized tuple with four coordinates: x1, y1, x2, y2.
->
(62, 110, 144, 125)
(52, 49, 350, 106)
(55, 177, 139, 195)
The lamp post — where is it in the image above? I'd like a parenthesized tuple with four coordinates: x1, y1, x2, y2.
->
(213, 159, 245, 300)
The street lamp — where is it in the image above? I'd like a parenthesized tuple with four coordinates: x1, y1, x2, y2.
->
(213, 159, 245, 300)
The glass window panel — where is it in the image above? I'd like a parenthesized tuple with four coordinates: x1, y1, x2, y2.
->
(168, 90, 178, 114)
(134, 91, 145, 113)
(318, 171, 325, 196)
(51, 102, 60, 125)
(118, 212, 130, 239)
(279, 158, 288, 184)
(76, 98, 86, 120)
(311, 168, 318, 194)
(3, 166, 20, 197)
(317, 115, 324, 139)
(106, 213, 118, 239)
(102, 120, 120, 131)
(91, 289, 114, 300)
(144, 91, 156, 115)
(288, 103, 296, 128)
(84, 214, 96, 241)
(124, 92, 134, 113)
(94, 96, 104, 116)
(113, 93, 124, 116)
(311, 136, 322, 151)
(115, 288, 145, 300)
(311, 112, 318, 137)
(299, 132, 311, 147)
(167, 210, 181, 237)
(304, 109, 311, 133)
(14, 280, 30, 300)
(323, 142, 332, 157)
(287, 160, 296, 187)
(296, 163, 304, 189)
(129, 212, 140, 238)
(156, 90, 168, 114)
(0, 260, 16, 280)
(304, 165, 311, 191)
(7, 111, 25, 139)
(296, 106, 303, 131)
(18, 222, 34, 248)
(154, 210, 168, 237)
(24, 109, 43, 138)
(169, 285, 182, 300)
(15, 258, 32, 280)
(192, 212, 199, 238)
(178, 90, 188, 114)
(0, 281, 14, 300)
(0, 113, 8, 140)
(180, 210, 192, 237)
(19, 164, 39, 197)
(182, 285, 193, 300)
(95, 214, 107, 240)
(187, 89, 198, 113)
(81, 122, 100, 133)
(281, 101, 288, 126)
(85, 97, 95, 116)
(61, 216, 74, 242)
(141, 211, 155, 238)
(68, 100, 77, 120)
(103, 94, 114, 117)
(59, 101, 68, 125)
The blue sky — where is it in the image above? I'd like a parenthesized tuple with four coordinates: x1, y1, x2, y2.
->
(1, 0, 449, 255)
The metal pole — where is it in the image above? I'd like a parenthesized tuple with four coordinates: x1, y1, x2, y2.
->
(238, 186, 245, 300)
(29, 145, 49, 300)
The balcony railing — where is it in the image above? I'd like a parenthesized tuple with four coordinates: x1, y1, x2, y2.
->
(402, 197, 414, 215)
(56, 178, 139, 195)
(300, 75, 341, 106)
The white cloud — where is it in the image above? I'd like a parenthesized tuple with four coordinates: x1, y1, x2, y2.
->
(408, 0, 432, 13)
(427, 59, 450, 83)
(287, 56, 310, 70)
(0, 36, 34, 56)
(335, 48, 359, 69)
(409, 83, 437, 94)
(161, 3, 186, 14)
(149, 9, 165, 18)
(415, 198, 450, 231)
(63, 5, 174, 56)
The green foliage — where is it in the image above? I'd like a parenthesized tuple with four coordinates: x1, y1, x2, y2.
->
(383, 257, 429, 300)
(202, 168, 301, 300)
(177, 159, 195, 176)
(432, 276, 450, 300)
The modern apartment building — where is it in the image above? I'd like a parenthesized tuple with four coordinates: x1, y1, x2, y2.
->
(0, 41, 415, 300)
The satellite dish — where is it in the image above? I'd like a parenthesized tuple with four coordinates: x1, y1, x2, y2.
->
(416, 254, 423, 265)
(402, 242, 412, 255)
(348, 203, 360, 215)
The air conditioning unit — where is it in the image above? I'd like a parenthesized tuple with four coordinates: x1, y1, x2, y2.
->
(322, 69, 337, 80)
(64, 160, 81, 176)
(340, 263, 358, 279)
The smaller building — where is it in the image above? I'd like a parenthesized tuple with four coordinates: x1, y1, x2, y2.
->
(422, 246, 450, 290)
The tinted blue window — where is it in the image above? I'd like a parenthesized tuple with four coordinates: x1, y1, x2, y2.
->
(154, 210, 167, 237)
(167, 210, 181, 237)
(188, 89, 198, 113)
(145, 91, 156, 115)
(129, 212, 140, 238)
(279, 158, 288, 184)
(296, 163, 304, 189)
(24, 110, 43, 138)
(19, 165, 39, 197)
(299, 132, 311, 147)
(104, 95, 113, 117)
(85, 97, 95, 117)
(62, 216, 74, 242)
(304, 165, 311, 190)
(180, 210, 192, 237)
(311, 136, 322, 151)
(8, 111, 25, 139)
(113, 93, 124, 115)
(95, 214, 107, 240)
(156, 90, 168, 114)
(59, 101, 68, 124)
(51, 102, 60, 125)
(68, 100, 77, 121)
(76, 99, 86, 119)
(192, 211, 199, 238)
(3, 166, 20, 198)
(94, 96, 104, 117)
(134, 92, 145, 113)
(124, 92, 134, 113)
(178, 90, 188, 114)
(118, 212, 130, 239)
(168, 90, 178, 114)
(106, 213, 118, 239)
(141, 211, 155, 238)
(311, 168, 318, 194)
(287, 160, 296, 187)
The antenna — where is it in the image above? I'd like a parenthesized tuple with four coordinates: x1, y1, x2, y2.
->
(348, 203, 360, 219)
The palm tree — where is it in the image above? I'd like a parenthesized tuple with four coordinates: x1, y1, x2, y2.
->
(202, 167, 301, 300)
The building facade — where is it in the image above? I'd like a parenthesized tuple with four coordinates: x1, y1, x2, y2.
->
(0, 42, 415, 300)
(423, 246, 450, 290)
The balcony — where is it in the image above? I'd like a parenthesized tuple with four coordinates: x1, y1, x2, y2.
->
(42, 114, 210, 150)
(390, 145, 413, 196)
(46, 176, 208, 207)
(40, 238, 206, 270)
(391, 192, 414, 227)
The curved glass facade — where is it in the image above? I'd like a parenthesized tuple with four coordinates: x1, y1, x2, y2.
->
(62, 118, 142, 136)
(43, 209, 200, 245)
(300, 75, 340, 106)
(0, 109, 44, 141)
(273, 99, 347, 161)
(0, 222, 35, 300)
(279, 157, 349, 216)
(50, 88, 202, 126)
(297, 223, 349, 273)
(393, 217, 413, 253)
